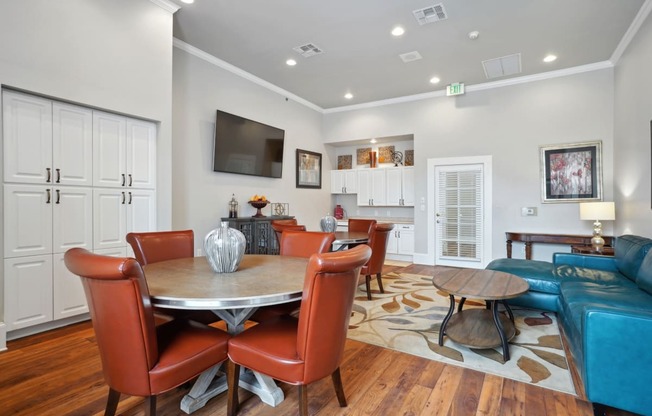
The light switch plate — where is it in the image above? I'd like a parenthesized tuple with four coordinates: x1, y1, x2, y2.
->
(521, 207, 537, 216)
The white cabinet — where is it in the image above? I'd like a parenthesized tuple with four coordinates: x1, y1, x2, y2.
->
(357, 169, 387, 206)
(387, 224, 415, 256)
(4, 255, 54, 331)
(53, 253, 88, 319)
(331, 169, 357, 194)
(386, 167, 415, 206)
(93, 111, 156, 189)
(3, 91, 92, 186)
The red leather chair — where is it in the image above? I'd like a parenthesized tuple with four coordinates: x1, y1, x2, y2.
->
(271, 223, 306, 247)
(64, 248, 232, 416)
(251, 231, 336, 322)
(271, 218, 298, 226)
(226, 245, 372, 416)
(359, 223, 395, 300)
(126, 230, 217, 325)
(348, 218, 377, 235)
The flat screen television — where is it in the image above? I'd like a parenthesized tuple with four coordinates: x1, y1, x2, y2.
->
(212, 110, 285, 178)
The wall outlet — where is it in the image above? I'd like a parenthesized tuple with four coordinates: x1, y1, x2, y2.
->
(521, 207, 537, 216)
(196, 248, 202, 257)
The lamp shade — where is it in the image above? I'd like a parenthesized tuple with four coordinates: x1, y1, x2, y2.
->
(579, 202, 615, 221)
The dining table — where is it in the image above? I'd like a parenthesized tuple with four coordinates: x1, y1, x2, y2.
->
(144, 254, 309, 414)
(332, 230, 369, 250)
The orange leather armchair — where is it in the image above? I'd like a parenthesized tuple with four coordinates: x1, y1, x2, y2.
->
(359, 223, 395, 300)
(226, 245, 372, 416)
(126, 230, 217, 325)
(271, 223, 306, 247)
(348, 218, 377, 234)
(271, 218, 298, 226)
(64, 248, 232, 416)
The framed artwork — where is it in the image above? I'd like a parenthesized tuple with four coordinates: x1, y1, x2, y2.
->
(337, 155, 352, 170)
(378, 145, 395, 163)
(296, 149, 322, 189)
(405, 149, 414, 166)
(356, 147, 371, 165)
(540, 141, 602, 203)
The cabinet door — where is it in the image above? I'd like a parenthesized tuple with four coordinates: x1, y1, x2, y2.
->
(386, 229, 399, 254)
(94, 247, 128, 257)
(3, 91, 53, 184)
(344, 169, 357, 193)
(386, 168, 403, 206)
(93, 188, 127, 250)
(4, 184, 53, 258)
(4, 255, 53, 330)
(52, 187, 93, 253)
(126, 189, 157, 234)
(370, 169, 387, 205)
(402, 167, 415, 206)
(331, 170, 345, 194)
(126, 118, 157, 189)
(357, 170, 371, 206)
(53, 253, 88, 319)
(397, 229, 415, 255)
(93, 111, 126, 188)
(52, 102, 93, 186)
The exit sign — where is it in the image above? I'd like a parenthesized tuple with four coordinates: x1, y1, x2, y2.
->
(446, 82, 465, 96)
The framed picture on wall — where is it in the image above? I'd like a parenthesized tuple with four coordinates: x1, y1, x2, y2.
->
(540, 141, 603, 203)
(296, 149, 322, 189)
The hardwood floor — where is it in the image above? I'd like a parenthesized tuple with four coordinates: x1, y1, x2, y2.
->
(0, 263, 637, 416)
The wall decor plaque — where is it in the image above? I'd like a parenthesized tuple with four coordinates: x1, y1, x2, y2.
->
(405, 149, 414, 166)
(337, 155, 352, 170)
(356, 147, 371, 165)
(378, 145, 395, 163)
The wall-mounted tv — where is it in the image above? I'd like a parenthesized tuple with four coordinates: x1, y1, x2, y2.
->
(212, 110, 285, 178)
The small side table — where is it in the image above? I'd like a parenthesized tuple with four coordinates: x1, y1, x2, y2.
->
(570, 245, 615, 256)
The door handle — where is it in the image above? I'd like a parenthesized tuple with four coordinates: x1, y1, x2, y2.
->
(55, 168, 61, 183)
(55, 189, 60, 204)
(128, 191, 132, 204)
(128, 174, 132, 187)
(121, 174, 126, 186)
(46, 189, 51, 204)
(121, 192, 126, 204)
(46, 168, 51, 183)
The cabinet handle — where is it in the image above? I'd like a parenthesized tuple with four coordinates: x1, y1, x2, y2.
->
(398, 231, 401, 238)
(46, 168, 51, 183)
(128, 174, 132, 187)
(55, 189, 60, 204)
(55, 168, 61, 183)
(121, 192, 126, 204)
(128, 191, 132, 204)
(46, 189, 51, 204)
(121, 174, 126, 186)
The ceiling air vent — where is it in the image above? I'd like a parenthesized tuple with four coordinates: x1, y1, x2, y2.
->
(413, 3, 448, 25)
(399, 51, 423, 63)
(293, 43, 324, 58)
(482, 53, 522, 79)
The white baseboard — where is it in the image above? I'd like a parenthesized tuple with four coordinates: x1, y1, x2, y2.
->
(385, 253, 413, 263)
(412, 253, 434, 265)
(0, 322, 6, 352)
(5, 314, 90, 344)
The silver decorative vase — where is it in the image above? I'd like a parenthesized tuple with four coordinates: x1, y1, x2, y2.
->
(320, 214, 337, 232)
(204, 222, 246, 273)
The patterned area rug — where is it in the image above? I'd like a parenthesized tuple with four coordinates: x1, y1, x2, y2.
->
(348, 271, 576, 395)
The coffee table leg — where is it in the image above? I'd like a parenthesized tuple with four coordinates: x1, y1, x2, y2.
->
(457, 297, 466, 312)
(439, 294, 456, 346)
(502, 300, 515, 323)
(491, 300, 510, 361)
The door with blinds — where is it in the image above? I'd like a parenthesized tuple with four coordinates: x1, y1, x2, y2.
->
(434, 162, 489, 268)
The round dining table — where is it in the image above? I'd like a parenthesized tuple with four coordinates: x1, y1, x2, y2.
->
(144, 255, 309, 413)
(332, 230, 369, 250)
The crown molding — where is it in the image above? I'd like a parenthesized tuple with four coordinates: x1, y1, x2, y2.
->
(150, 0, 180, 14)
(610, 0, 652, 64)
(173, 38, 323, 113)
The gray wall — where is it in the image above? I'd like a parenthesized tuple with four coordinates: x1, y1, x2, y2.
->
(172, 48, 328, 247)
(614, 11, 652, 236)
(324, 69, 615, 261)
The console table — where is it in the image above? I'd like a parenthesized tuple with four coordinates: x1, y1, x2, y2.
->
(505, 232, 614, 260)
(222, 216, 294, 255)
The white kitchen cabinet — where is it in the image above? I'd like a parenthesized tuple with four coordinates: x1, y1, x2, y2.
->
(53, 253, 88, 319)
(3, 91, 93, 186)
(4, 255, 54, 331)
(387, 224, 415, 256)
(386, 167, 415, 206)
(357, 169, 386, 206)
(331, 169, 357, 194)
(93, 111, 156, 189)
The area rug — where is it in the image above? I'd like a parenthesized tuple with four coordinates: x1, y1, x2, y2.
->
(348, 271, 576, 395)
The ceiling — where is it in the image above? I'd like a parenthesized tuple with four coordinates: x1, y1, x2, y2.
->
(171, 0, 646, 110)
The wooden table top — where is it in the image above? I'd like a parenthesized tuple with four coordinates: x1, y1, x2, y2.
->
(432, 268, 529, 300)
(144, 255, 308, 310)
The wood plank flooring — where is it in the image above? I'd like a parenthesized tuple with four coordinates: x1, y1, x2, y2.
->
(0, 263, 637, 416)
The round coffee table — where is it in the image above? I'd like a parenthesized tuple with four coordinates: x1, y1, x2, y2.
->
(432, 268, 529, 361)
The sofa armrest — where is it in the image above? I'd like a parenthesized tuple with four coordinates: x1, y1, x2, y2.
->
(553, 253, 618, 271)
(581, 306, 652, 414)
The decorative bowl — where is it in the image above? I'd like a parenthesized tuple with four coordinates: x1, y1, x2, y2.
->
(248, 200, 269, 217)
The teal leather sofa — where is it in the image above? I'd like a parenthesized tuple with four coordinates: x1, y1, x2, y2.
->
(486, 235, 652, 416)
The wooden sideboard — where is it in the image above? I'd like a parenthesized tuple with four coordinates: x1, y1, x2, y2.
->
(222, 216, 294, 255)
(505, 232, 614, 260)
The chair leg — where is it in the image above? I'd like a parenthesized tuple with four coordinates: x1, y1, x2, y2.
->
(298, 384, 308, 416)
(104, 388, 120, 416)
(227, 360, 240, 416)
(331, 367, 347, 407)
(376, 272, 384, 294)
(365, 275, 372, 300)
(144, 395, 156, 416)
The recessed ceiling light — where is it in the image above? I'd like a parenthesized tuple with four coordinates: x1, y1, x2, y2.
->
(180, 0, 194, 4)
(543, 54, 557, 63)
(391, 26, 405, 37)
(344, 93, 353, 100)
(468, 31, 480, 40)
(286, 59, 297, 66)
(430, 76, 441, 84)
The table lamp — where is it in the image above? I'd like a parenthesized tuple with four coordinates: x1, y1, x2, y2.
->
(579, 202, 615, 251)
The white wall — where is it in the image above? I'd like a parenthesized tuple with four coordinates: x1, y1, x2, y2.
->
(614, 11, 652, 236)
(172, 47, 328, 247)
(324, 69, 615, 262)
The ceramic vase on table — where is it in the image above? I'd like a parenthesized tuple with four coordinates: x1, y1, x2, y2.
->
(204, 221, 246, 273)
(320, 214, 338, 232)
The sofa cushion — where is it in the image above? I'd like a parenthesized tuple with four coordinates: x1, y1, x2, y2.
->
(614, 235, 652, 281)
(486, 259, 558, 294)
(554, 265, 633, 286)
(636, 249, 652, 295)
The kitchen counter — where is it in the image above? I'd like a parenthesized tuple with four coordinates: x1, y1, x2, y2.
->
(337, 217, 413, 225)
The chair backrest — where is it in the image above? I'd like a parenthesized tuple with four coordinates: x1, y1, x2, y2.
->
(126, 230, 194, 265)
(280, 231, 336, 258)
(363, 223, 395, 275)
(64, 248, 158, 396)
(271, 219, 298, 226)
(295, 245, 371, 384)
(271, 223, 306, 246)
(348, 218, 377, 234)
